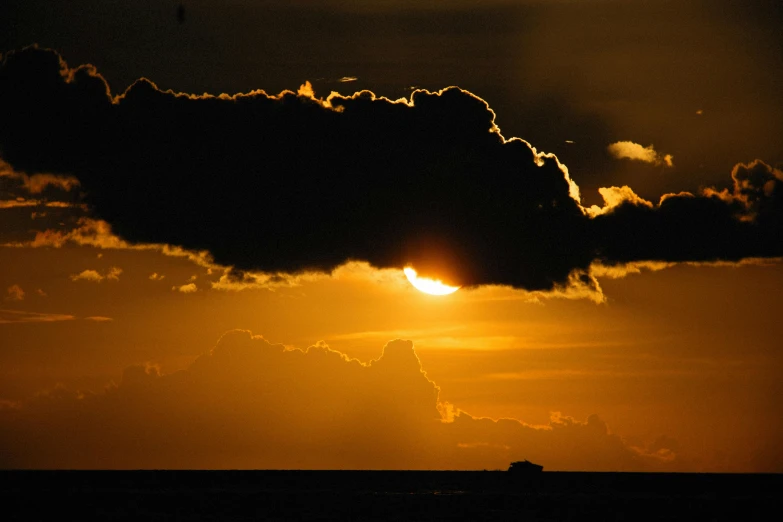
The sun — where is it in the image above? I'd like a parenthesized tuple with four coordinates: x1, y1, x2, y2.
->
(403, 267, 460, 296)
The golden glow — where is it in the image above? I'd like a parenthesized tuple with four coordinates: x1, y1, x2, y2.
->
(403, 267, 460, 296)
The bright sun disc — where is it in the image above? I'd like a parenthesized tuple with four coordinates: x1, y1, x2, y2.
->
(403, 267, 460, 296)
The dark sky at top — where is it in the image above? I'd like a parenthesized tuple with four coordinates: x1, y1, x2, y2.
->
(1, 0, 782, 203)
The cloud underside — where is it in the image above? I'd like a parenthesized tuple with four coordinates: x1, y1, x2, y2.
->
(0, 331, 676, 470)
(1, 47, 782, 290)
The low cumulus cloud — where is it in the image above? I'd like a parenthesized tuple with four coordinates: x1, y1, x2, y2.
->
(70, 267, 122, 283)
(607, 141, 673, 167)
(0, 330, 679, 470)
(1, 47, 781, 291)
(172, 282, 197, 293)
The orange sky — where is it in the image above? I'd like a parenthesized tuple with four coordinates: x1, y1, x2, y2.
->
(1, 0, 782, 471)
(1, 221, 781, 470)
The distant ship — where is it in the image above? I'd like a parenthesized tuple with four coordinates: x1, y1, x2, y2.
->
(508, 460, 544, 474)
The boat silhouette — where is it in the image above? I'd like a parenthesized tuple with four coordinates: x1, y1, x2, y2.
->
(508, 460, 544, 474)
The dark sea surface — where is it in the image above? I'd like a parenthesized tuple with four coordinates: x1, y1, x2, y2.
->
(3, 470, 780, 520)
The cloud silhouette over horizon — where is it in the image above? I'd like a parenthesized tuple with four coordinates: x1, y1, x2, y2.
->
(0, 330, 679, 470)
(1, 47, 782, 290)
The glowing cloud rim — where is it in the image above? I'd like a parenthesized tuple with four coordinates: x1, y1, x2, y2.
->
(403, 267, 460, 296)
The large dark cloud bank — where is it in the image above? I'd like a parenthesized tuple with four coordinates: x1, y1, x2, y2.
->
(1, 47, 782, 289)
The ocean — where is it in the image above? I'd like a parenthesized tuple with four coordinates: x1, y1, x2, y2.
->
(4, 470, 780, 520)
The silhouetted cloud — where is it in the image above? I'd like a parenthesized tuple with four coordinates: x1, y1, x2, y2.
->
(702, 160, 783, 219)
(0, 47, 589, 290)
(1, 47, 781, 290)
(592, 160, 783, 265)
(0, 330, 675, 470)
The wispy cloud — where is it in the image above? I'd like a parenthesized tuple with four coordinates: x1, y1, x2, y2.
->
(0, 309, 75, 324)
(0, 199, 86, 210)
(84, 316, 113, 322)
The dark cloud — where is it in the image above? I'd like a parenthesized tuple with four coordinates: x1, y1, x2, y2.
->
(1, 47, 782, 290)
(0, 330, 672, 470)
(592, 161, 783, 265)
(0, 46, 589, 290)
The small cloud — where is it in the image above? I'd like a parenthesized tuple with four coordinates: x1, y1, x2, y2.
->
(456, 442, 511, 450)
(696, 110, 703, 115)
(607, 141, 674, 167)
(0, 199, 38, 209)
(173, 283, 197, 293)
(187, 274, 197, 282)
(22, 173, 80, 194)
(149, 272, 165, 281)
(70, 269, 104, 283)
(35, 288, 47, 297)
(0, 159, 79, 194)
(565, 140, 575, 144)
(5, 284, 25, 301)
(70, 267, 122, 283)
(0, 199, 85, 210)
(339, 76, 358, 83)
(84, 316, 113, 322)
